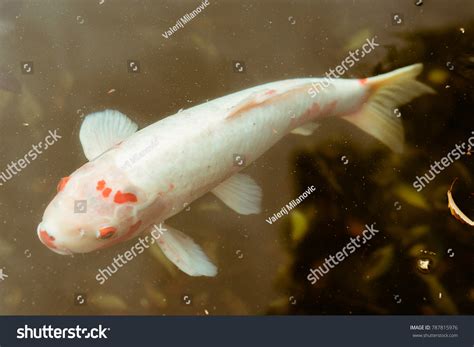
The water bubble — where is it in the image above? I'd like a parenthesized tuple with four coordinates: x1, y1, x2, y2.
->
(76, 16, 85, 25)
(76, 107, 85, 117)
(182, 295, 192, 305)
(235, 250, 244, 259)
(341, 156, 349, 165)
(288, 16, 296, 25)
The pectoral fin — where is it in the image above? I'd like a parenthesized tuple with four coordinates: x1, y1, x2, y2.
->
(155, 224, 217, 277)
(212, 173, 262, 215)
(291, 122, 320, 136)
(79, 109, 138, 161)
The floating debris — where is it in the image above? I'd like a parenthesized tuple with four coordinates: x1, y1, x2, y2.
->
(447, 179, 474, 226)
(416, 257, 434, 274)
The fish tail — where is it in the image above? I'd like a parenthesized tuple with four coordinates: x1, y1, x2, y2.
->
(342, 63, 435, 153)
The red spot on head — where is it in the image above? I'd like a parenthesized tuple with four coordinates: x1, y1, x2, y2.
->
(98, 226, 116, 239)
(114, 191, 138, 204)
(102, 188, 112, 198)
(56, 177, 70, 192)
(96, 180, 106, 191)
(39, 230, 56, 249)
(359, 78, 368, 85)
(169, 183, 175, 191)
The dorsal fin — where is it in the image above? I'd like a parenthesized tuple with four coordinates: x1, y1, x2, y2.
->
(79, 109, 138, 161)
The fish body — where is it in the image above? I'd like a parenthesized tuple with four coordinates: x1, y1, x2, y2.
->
(37, 64, 434, 276)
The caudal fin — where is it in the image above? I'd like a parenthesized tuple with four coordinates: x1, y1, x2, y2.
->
(342, 63, 435, 153)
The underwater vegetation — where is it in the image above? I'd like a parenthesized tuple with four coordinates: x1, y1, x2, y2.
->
(268, 24, 474, 315)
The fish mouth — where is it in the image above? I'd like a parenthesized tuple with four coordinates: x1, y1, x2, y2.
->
(37, 222, 73, 255)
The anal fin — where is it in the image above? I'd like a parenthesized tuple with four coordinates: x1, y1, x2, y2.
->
(153, 224, 217, 277)
(212, 173, 262, 215)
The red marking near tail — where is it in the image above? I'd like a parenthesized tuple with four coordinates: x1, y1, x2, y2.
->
(264, 89, 277, 96)
(102, 188, 112, 198)
(322, 100, 338, 114)
(39, 230, 56, 249)
(114, 191, 138, 204)
(56, 177, 70, 192)
(98, 227, 116, 239)
(96, 180, 106, 191)
(359, 78, 368, 85)
(297, 102, 321, 125)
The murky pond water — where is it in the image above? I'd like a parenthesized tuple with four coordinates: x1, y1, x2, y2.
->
(0, 0, 472, 315)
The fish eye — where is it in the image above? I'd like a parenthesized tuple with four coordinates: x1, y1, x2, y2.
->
(96, 227, 117, 240)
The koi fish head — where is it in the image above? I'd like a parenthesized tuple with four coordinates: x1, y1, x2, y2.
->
(37, 160, 146, 255)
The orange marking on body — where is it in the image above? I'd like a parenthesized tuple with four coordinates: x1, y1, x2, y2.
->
(359, 78, 368, 85)
(114, 191, 138, 204)
(39, 230, 56, 249)
(98, 226, 116, 239)
(96, 180, 106, 191)
(56, 176, 70, 192)
(264, 89, 277, 96)
(102, 188, 112, 198)
(227, 85, 310, 120)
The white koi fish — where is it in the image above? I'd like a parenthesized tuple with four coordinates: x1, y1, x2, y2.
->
(37, 63, 434, 276)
